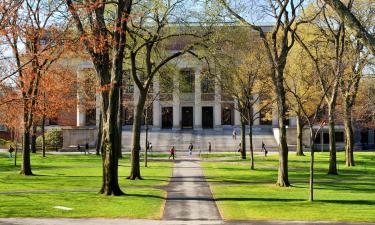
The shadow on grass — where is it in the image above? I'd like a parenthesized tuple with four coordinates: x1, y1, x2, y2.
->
(215, 197, 375, 205)
(125, 193, 165, 199)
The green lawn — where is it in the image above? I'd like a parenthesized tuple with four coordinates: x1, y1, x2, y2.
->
(202, 152, 375, 222)
(0, 153, 173, 218)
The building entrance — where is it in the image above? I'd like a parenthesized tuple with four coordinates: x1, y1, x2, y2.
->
(202, 107, 213, 128)
(162, 107, 173, 129)
(181, 107, 193, 128)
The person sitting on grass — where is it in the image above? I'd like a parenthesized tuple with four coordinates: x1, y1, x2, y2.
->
(169, 146, 176, 160)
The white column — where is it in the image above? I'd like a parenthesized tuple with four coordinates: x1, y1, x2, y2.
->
(214, 78, 222, 129)
(76, 70, 86, 127)
(234, 101, 240, 126)
(173, 75, 180, 130)
(152, 76, 161, 130)
(194, 68, 202, 130)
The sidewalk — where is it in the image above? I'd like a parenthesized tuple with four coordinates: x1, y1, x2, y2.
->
(162, 156, 221, 220)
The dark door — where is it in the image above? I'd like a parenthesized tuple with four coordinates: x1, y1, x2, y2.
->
(181, 107, 193, 128)
(162, 107, 173, 129)
(202, 107, 213, 128)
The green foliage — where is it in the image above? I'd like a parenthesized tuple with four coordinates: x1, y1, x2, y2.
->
(36, 128, 63, 148)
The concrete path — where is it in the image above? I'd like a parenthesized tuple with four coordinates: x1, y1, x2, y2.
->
(162, 157, 222, 221)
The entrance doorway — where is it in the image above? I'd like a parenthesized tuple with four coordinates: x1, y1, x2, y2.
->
(202, 107, 213, 128)
(181, 107, 193, 128)
(162, 107, 173, 129)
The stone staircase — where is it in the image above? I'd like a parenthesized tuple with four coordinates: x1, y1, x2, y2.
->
(121, 127, 279, 152)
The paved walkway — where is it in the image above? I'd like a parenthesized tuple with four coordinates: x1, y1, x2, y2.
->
(162, 157, 221, 220)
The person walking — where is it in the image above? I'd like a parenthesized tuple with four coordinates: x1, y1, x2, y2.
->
(208, 142, 211, 153)
(77, 144, 81, 154)
(149, 142, 152, 152)
(169, 146, 175, 160)
(232, 129, 237, 140)
(85, 142, 89, 155)
(262, 141, 268, 157)
(188, 143, 193, 156)
(8, 145, 14, 158)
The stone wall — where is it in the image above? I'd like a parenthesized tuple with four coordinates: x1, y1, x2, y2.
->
(62, 127, 97, 148)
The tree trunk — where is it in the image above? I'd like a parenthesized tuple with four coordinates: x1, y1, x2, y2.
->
(240, 115, 246, 159)
(276, 76, 290, 187)
(98, 66, 124, 196)
(145, 117, 149, 168)
(296, 115, 305, 156)
(248, 119, 254, 170)
(309, 126, 314, 201)
(20, 130, 32, 175)
(117, 76, 124, 159)
(96, 113, 103, 156)
(42, 114, 46, 157)
(31, 123, 37, 153)
(327, 103, 338, 175)
(343, 104, 355, 166)
(128, 92, 146, 180)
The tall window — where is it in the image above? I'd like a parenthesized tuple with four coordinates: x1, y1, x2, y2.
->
(222, 103, 234, 125)
(180, 69, 194, 93)
(123, 71, 134, 93)
(86, 109, 96, 126)
(123, 107, 134, 125)
(201, 75, 215, 93)
(160, 72, 173, 93)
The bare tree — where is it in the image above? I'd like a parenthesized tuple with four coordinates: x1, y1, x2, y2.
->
(322, 0, 375, 54)
(125, 0, 209, 180)
(219, 0, 307, 186)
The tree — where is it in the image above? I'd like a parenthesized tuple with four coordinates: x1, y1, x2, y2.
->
(296, 1, 353, 175)
(285, 45, 321, 156)
(288, 80, 327, 201)
(36, 65, 77, 157)
(125, 0, 208, 179)
(67, 0, 133, 195)
(322, 0, 375, 54)
(2, 0, 70, 175)
(219, 0, 307, 186)
(339, 1, 374, 167)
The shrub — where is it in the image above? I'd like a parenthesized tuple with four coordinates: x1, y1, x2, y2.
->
(36, 128, 63, 148)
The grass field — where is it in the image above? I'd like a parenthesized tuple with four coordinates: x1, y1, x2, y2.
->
(202, 152, 375, 222)
(0, 153, 173, 218)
